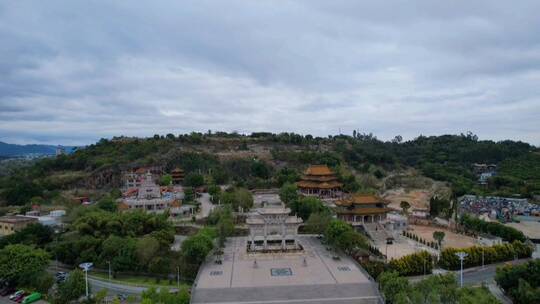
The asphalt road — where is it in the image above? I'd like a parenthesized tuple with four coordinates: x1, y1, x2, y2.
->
(408, 258, 530, 285)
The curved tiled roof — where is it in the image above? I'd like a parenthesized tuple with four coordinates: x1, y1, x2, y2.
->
(303, 165, 336, 176)
(336, 207, 392, 215)
(297, 180, 343, 189)
(335, 194, 388, 206)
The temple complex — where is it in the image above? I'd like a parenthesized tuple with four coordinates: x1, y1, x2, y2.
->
(246, 205, 303, 252)
(334, 194, 392, 226)
(119, 172, 182, 213)
(171, 167, 184, 185)
(122, 166, 163, 189)
(297, 165, 342, 198)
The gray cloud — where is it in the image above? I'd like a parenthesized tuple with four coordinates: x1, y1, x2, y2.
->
(0, 1, 539, 145)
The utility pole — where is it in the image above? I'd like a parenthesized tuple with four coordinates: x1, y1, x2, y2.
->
(423, 258, 426, 277)
(481, 247, 484, 269)
(107, 261, 111, 281)
(455, 252, 468, 288)
(177, 266, 180, 290)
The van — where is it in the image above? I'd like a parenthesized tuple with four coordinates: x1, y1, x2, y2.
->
(21, 292, 41, 304)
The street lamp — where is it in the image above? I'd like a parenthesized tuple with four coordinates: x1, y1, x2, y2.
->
(177, 266, 180, 290)
(481, 246, 484, 269)
(106, 261, 111, 281)
(54, 229, 59, 272)
(455, 252, 468, 288)
(79, 262, 93, 299)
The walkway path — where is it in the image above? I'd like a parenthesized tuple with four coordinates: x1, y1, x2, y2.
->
(197, 193, 215, 219)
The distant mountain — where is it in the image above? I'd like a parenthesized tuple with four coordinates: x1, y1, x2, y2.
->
(0, 141, 77, 157)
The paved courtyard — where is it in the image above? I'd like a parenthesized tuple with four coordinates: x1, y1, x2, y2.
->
(191, 235, 381, 304)
(409, 225, 477, 249)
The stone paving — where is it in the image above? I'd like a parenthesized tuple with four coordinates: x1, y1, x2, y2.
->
(192, 235, 381, 304)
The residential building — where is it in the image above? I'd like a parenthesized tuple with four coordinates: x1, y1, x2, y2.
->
(0, 216, 38, 236)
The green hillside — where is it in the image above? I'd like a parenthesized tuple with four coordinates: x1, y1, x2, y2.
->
(0, 132, 538, 207)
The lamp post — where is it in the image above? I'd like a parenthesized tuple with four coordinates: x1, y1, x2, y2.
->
(423, 257, 427, 277)
(54, 229, 59, 272)
(106, 261, 111, 281)
(455, 252, 468, 288)
(481, 247, 484, 269)
(177, 266, 180, 290)
(79, 262, 93, 299)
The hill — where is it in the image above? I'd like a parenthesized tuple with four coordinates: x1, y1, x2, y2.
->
(0, 132, 538, 207)
(0, 141, 77, 157)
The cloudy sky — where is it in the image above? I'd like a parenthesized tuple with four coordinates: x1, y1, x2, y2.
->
(1, 1, 540, 146)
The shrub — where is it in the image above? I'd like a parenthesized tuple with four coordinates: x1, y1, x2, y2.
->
(460, 213, 526, 242)
(389, 251, 433, 276)
(439, 241, 533, 270)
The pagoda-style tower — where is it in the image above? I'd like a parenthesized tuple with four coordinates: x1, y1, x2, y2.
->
(297, 165, 342, 198)
(171, 168, 184, 185)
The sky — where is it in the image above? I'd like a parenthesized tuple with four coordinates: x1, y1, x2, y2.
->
(1, 1, 540, 146)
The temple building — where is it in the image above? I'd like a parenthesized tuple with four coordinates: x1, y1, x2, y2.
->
(246, 205, 303, 252)
(171, 167, 184, 185)
(334, 194, 392, 226)
(119, 172, 183, 213)
(297, 165, 342, 198)
(122, 166, 163, 189)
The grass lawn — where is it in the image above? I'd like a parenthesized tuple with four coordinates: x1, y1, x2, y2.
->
(90, 272, 191, 289)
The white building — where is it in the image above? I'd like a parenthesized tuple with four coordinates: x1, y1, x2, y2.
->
(246, 205, 302, 252)
(478, 234, 503, 246)
(120, 172, 182, 213)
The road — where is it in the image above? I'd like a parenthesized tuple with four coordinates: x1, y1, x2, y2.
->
(196, 193, 215, 219)
(48, 264, 179, 297)
(408, 259, 530, 303)
(408, 258, 530, 285)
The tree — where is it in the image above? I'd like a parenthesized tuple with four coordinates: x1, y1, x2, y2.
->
(279, 183, 298, 205)
(232, 188, 253, 211)
(30, 271, 54, 294)
(0, 244, 50, 285)
(217, 213, 234, 247)
(290, 196, 326, 221)
(136, 236, 160, 268)
(305, 212, 333, 236)
(159, 174, 173, 186)
(433, 231, 445, 249)
(97, 196, 117, 212)
(400, 201, 411, 215)
(56, 269, 86, 304)
(180, 232, 213, 266)
(184, 173, 205, 188)
(148, 256, 170, 279)
(142, 286, 190, 304)
(378, 271, 410, 304)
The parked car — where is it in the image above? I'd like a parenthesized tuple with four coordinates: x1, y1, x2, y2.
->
(22, 293, 41, 304)
(13, 292, 27, 302)
(0, 286, 15, 297)
(116, 294, 127, 301)
(9, 290, 24, 300)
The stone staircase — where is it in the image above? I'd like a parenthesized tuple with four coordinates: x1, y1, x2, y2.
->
(364, 223, 392, 243)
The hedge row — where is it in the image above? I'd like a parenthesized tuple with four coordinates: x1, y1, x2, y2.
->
(389, 250, 433, 276)
(439, 241, 533, 270)
(460, 214, 526, 242)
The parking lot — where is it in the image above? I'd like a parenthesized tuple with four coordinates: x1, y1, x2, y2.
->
(0, 296, 46, 304)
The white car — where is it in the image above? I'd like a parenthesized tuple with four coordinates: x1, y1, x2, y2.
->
(9, 290, 24, 300)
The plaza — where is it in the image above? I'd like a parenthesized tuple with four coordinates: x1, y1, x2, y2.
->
(191, 235, 382, 304)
